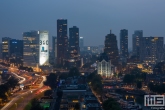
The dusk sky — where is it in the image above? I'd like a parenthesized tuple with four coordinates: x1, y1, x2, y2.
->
(0, 0, 165, 49)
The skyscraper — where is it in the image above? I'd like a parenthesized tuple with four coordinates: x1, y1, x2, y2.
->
(10, 39, 23, 57)
(52, 36, 57, 64)
(120, 29, 128, 59)
(39, 31, 49, 66)
(104, 30, 119, 66)
(57, 19, 68, 66)
(68, 26, 81, 68)
(2, 37, 11, 60)
(79, 37, 84, 51)
(23, 31, 39, 69)
(132, 30, 143, 58)
(140, 37, 164, 67)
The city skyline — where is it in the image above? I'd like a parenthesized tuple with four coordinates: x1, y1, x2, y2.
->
(0, 0, 165, 48)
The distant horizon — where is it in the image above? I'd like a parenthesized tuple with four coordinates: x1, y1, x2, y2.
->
(1, 0, 165, 49)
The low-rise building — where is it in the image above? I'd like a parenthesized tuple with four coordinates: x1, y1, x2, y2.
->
(58, 76, 102, 110)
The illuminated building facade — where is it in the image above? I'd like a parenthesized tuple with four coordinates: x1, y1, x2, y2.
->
(23, 31, 39, 68)
(132, 30, 143, 58)
(104, 30, 119, 66)
(120, 29, 128, 59)
(2, 37, 11, 59)
(68, 26, 81, 68)
(39, 31, 49, 66)
(97, 53, 113, 78)
(57, 19, 68, 66)
(140, 37, 164, 67)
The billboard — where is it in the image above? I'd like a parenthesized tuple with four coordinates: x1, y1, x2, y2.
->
(39, 31, 49, 66)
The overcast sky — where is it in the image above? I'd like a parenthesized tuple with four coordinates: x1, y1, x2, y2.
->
(0, 0, 165, 49)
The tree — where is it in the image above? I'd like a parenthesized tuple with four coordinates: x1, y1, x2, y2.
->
(44, 73, 57, 89)
(148, 83, 165, 94)
(87, 70, 97, 82)
(113, 73, 117, 78)
(136, 81, 142, 89)
(5, 77, 19, 90)
(103, 98, 121, 110)
(74, 103, 80, 110)
(68, 67, 80, 77)
(88, 71, 103, 95)
(56, 90, 63, 98)
(30, 98, 43, 110)
(118, 72, 123, 78)
(148, 82, 154, 91)
(44, 90, 52, 96)
(0, 85, 9, 100)
(59, 73, 68, 79)
(123, 74, 134, 84)
(140, 72, 147, 81)
(153, 61, 165, 74)
(92, 82, 103, 95)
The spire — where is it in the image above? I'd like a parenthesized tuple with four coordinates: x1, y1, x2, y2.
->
(110, 29, 112, 34)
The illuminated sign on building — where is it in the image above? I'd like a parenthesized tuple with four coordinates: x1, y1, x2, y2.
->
(39, 31, 49, 66)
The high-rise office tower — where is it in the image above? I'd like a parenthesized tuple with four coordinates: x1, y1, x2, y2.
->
(104, 30, 119, 66)
(2, 37, 11, 59)
(52, 36, 57, 64)
(120, 29, 128, 59)
(79, 37, 84, 51)
(23, 31, 39, 68)
(140, 37, 164, 67)
(39, 31, 49, 66)
(132, 30, 143, 58)
(23, 30, 49, 71)
(10, 39, 23, 57)
(68, 26, 81, 68)
(57, 19, 68, 65)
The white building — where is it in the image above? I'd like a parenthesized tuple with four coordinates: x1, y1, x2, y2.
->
(39, 31, 49, 66)
(97, 53, 113, 78)
(23, 30, 49, 71)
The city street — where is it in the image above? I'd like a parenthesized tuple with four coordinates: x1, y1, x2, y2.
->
(1, 66, 46, 110)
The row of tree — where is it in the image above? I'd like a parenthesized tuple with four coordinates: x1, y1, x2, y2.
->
(59, 67, 81, 80)
(103, 98, 121, 110)
(123, 68, 147, 89)
(0, 77, 18, 102)
(44, 67, 81, 89)
(148, 82, 165, 94)
(87, 71, 103, 95)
